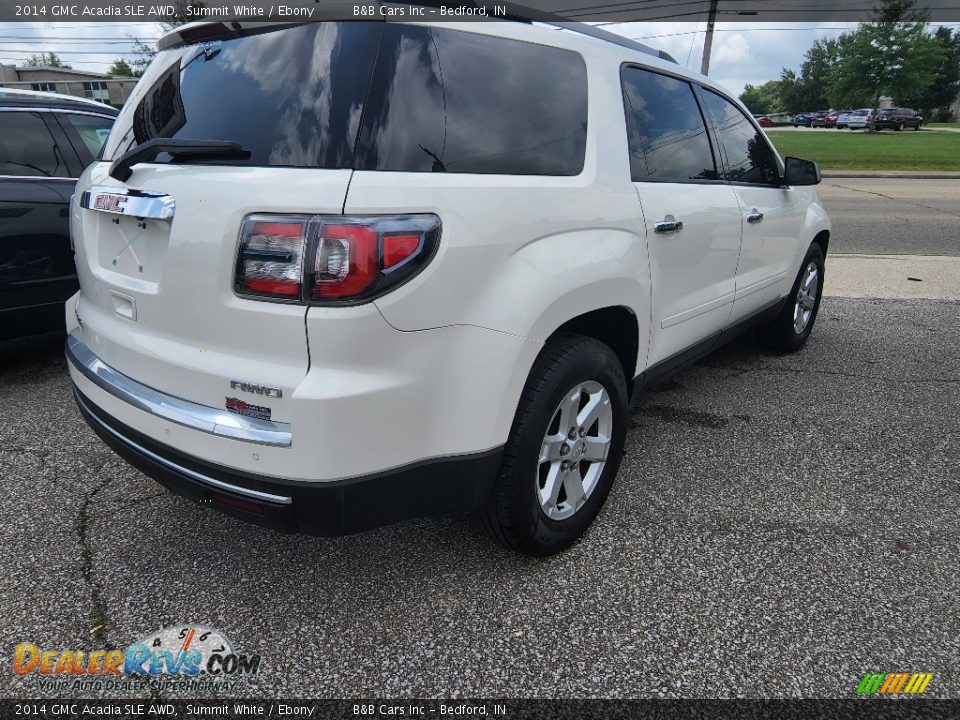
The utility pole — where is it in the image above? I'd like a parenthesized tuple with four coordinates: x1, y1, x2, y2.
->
(700, 0, 719, 76)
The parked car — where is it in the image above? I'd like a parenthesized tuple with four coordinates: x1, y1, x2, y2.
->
(810, 110, 831, 128)
(793, 112, 814, 127)
(874, 107, 923, 131)
(0, 88, 116, 340)
(835, 111, 852, 128)
(825, 110, 850, 128)
(753, 114, 775, 128)
(846, 108, 873, 130)
(66, 19, 830, 556)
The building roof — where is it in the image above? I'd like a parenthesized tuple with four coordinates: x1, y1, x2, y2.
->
(13, 65, 109, 78)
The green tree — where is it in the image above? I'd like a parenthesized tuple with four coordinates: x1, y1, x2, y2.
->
(830, 0, 945, 129)
(799, 38, 840, 110)
(23, 52, 71, 69)
(106, 59, 136, 78)
(739, 80, 782, 115)
(899, 26, 960, 118)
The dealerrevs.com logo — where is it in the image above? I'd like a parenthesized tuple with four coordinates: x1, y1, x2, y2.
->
(13, 625, 260, 692)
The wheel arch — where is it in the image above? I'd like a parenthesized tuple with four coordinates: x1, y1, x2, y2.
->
(546, 305, 641, 390)
(812, 228, 830, 255)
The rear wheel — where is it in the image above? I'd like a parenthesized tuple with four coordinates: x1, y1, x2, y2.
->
(897, 121, 905, 131)
(914, 121, 922, 131)
(475, 335, 628, 556)
(759, 243, 825, 353)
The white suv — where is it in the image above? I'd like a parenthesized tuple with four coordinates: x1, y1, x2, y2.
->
(67, 18, 829, 556)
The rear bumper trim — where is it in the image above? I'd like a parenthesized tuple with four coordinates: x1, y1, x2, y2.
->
(65, 333, 292, 447)
(74, 389, 292, 505)
(73, 387, 503, 536)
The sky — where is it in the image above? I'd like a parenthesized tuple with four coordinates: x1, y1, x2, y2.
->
(0, 21, 957, 99)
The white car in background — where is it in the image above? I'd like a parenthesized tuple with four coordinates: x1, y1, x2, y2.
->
(846, 108, 873, 129)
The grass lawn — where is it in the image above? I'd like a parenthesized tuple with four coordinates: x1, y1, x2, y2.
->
(926, 122, 960, 128)
(766, 130, 960, 171)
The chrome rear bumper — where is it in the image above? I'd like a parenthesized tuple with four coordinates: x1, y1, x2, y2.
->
(65, 333, 292, 447)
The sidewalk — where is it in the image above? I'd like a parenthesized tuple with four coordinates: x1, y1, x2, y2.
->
(824, 254, 960, 300)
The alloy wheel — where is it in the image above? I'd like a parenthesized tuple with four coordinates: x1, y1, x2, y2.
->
(793, 261, 819, 334)
(537, 381, 612, 521)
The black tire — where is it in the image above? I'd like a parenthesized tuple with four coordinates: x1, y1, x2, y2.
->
(475, 334, 628, 557)
(758, 243, 826, 353)
(897, 122, 905, 131)
(914, 121, 921, 131)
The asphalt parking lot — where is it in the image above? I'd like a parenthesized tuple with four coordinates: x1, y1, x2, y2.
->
(1, 179, 958, 699)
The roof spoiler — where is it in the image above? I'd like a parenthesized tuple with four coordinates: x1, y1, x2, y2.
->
(157, 3, 678, 64)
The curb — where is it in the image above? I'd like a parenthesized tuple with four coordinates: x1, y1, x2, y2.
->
(821, 170, 960, 179)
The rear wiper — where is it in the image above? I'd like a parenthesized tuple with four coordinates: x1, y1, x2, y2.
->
(109, 138, 250, 182)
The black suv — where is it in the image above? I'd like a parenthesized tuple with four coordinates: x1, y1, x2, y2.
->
(875, 107, 923, 131)
(0, 89, 116, 340)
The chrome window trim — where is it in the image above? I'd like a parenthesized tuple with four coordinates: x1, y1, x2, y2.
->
(66, 333, 292, 448)
(74, 390, 292, 506)
(80, 185, 176, 220)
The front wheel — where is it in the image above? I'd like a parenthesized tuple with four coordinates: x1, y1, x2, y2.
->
(897, 122, 905, 131)
(475, 335, 628, 556)
(914, 121, 921, 131)
(758, 244, 825, 353)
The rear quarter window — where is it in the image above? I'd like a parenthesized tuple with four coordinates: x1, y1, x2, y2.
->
(354, 26, 588, 176)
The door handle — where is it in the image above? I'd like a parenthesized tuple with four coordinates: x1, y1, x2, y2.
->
(746, 210, 764, 224)
(654, 218, 683, 233)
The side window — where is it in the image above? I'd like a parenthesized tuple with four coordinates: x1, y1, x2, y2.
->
(60, 113, 115, 161)
(0, 112, 69, 177)
(356, 26, 588, 175)
(700, 89, 779, 185)
(620, 66, 718, 182)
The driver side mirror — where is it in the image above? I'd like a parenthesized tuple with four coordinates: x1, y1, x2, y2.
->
(783, 156, 821, 186)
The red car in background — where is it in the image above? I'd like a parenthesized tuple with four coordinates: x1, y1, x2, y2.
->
(752, 114, 775, 127)
(824, 110, 850, 128)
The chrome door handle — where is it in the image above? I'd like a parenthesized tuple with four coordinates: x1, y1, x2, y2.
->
(654, 219, 683, 233)
(746, 211, 764, 224)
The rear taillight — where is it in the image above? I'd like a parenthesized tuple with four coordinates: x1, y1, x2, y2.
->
(235, 214, 440, 304)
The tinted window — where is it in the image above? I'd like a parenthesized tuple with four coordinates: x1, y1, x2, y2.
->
(61, 113, 114, 159)
(700, 89, 779, 185)
(620, 67, 717, 182)
(355, 26, 587, 175)
(0, 112, 69, 177)
(103, 23, 381, 168)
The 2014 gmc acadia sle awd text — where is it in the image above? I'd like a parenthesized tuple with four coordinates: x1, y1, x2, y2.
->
(66, 18, 829, 556)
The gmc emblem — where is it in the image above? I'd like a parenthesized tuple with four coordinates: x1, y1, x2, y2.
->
(93, 194, 128, 213)
(229, 380, 282, 398)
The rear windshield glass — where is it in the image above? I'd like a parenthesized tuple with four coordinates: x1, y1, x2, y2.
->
(102, 23, 381, 168)
(102, 23, 587, 176)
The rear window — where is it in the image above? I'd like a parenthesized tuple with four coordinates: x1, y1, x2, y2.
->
(355, 26, 588, 175)
(103, 23, 381, 168)
(103, 23, 587, 177)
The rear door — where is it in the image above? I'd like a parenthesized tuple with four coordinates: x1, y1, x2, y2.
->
(621, 65, 742, 367)
(73, 22, 381, 420)
(0, 109, 79, 336)
(697, 88, 806, 323)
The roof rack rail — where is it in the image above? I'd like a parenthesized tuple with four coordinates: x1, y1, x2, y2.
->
(396, 1, 679, 64)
